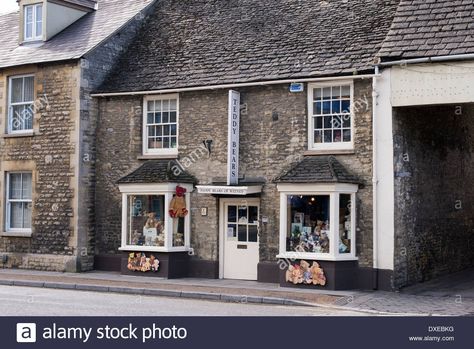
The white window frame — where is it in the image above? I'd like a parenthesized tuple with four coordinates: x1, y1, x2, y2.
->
(307, 81, 354, 151)
(24, 3, 43, 41)
(7, 74, 35, 134)
(277, 183, 358, 261)
(142, 94, 179, 156)
(118, 183, 192, 252)
(5, 172, 33, 235)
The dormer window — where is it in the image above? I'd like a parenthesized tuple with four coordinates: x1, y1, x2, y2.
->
(24, 4, 43, 41)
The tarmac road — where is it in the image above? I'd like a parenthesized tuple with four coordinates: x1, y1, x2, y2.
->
(0, 285, 375, 316)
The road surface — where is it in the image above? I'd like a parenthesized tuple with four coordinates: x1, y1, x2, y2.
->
(0, 285, 374, 316)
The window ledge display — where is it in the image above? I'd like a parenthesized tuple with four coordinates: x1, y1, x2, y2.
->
(277, 253, 358, 262)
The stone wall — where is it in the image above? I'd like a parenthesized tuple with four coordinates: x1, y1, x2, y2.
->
(0, 62, 80, 272)
(95, 79, 374, 269)
(78, 2, 158, 269)
(393, 104, 474, 288)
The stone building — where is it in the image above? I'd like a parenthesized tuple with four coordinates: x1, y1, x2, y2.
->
(2, 0, 473, 291)
(0, 0, 156, 271)
(91, 0, 400, 290)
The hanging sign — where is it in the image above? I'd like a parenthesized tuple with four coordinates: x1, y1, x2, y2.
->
(227, 90, 240, 185)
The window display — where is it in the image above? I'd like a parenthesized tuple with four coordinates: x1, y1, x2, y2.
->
(127, 195, 165, 247)
(121, 184, 192, 251)
(339, 194, 352, 254)
(287, 195, 330, 254)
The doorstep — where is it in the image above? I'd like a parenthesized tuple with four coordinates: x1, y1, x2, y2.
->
(0, 269, 353, 308)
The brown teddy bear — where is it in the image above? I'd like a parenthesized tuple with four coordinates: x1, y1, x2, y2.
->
(144, 212, 158, 229)
(285, 264, 304, 284)
(310, 261, 327, 286)
(169, 186, 188, 218)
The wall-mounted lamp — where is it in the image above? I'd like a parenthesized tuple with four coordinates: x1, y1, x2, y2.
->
(203, 140, 213, 156)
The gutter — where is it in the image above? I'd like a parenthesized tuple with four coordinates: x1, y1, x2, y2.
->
(90, 74, 379, 97)
(378, 53, 474, 67)
(372, 66, 379, 290)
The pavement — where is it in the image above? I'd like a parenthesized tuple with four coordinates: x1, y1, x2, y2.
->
(0, 268, 473, 316)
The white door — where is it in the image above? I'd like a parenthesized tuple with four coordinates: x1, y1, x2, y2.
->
(222, 200, 260, 280)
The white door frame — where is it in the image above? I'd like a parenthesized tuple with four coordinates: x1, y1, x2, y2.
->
(218, 197, 261, 279)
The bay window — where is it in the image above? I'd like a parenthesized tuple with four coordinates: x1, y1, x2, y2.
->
(143, 94, 179, 156)
(277, 183, 357, 261)
(308, 82, 353, 151)
(119, 183, 191, 252)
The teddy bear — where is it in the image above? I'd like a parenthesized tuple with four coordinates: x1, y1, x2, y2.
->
(141, 257, 152, 272)
(144, 212, 158, 229)
(150, 255, 160, 272)
(310, 261, 326, 286)
(300, 260, 313, 284)
(169, 186, 188, 218)
(285, 264, 304, 284)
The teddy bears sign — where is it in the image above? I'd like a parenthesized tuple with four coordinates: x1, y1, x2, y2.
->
(227, 90, 240, 185)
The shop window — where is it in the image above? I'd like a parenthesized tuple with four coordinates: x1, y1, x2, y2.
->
(120, 184, 192, 252)
(8, 75, 34, 133)
(278, 184, 357, 261)
(308, 82, 353, 151)
(287, 195, 330, 254)
(143, 94, 179, 156)
(6, 172, 32, 233)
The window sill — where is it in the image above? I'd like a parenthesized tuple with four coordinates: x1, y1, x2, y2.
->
(304, 149, 355, 156)
(1, 131, 36, 139)
(277, 253, 358, 262)
(138, 154, 178, 160)
(119, 246, 190, 253)
(1, 231, 32, 238)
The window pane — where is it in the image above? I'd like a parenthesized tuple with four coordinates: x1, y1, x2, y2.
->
(322, 87, 331, 100)
(227, 224, 237, 239)
(238, 206, 248, 223)
(314, 130, 322, 143)
(331, 100, 341, 114)
(162, 99, 169, 111)
(341, 85, 351, 98)
(35, 5, 42, 37)
(322, 101, 331, 114)
(314, 101, 322, 115)
(248, 206, 258, 224)
(170, 111, 177, 123)
(170, 137, 177, 148)
(162, 111, 169, 123)
(127, 195, 165, 247)
(23, 202, 32, 229)
(227, 206, 237, 222)
(332, 115, 342, 129)
(333, 129, 342, 142)
(154, 112, 161, 124)
(332, 86, 341, 98)
(147, 112, 154, 124)
(23, 77, 34, 102)
(25, 6, 33, 38)
(147, 100, 154, 113)
(339, 194, 352, 254)
(11, 78, 23, 103)
(324, 130, 332, 143)
(315, 116, 322, 129)
(163, 137, 170, 148)
(286, 195, 330, 254)
(9, 174, 22, 199)
(170, 124, 177, 136)
(172, 217, 185, 247)
(342, 114, 351, 128)
(148, 126, 155, 137)
(342, 100, 351, 113)
(248, 225, 258, 242)
(323, 115, 332, 128)
(10, 202, 24, 229)
(238, 225, 247, 242)
(22, 173, 32, 199)
(314, 88, 322, 100)
(343, 129, 351, 142)
(169, 99, 177, 110)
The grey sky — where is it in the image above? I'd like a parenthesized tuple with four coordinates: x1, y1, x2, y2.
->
(0, 0, 19, 15)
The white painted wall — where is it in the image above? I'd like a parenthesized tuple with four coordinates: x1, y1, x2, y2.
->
(375, 69, 395, 270)
(45, 1, 86, 40)
(391, 62, 474, 106)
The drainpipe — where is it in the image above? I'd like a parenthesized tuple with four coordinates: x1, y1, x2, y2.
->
(372, 66, 379, 290)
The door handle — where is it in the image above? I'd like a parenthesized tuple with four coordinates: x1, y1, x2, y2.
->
(237, 244, 247, 249)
